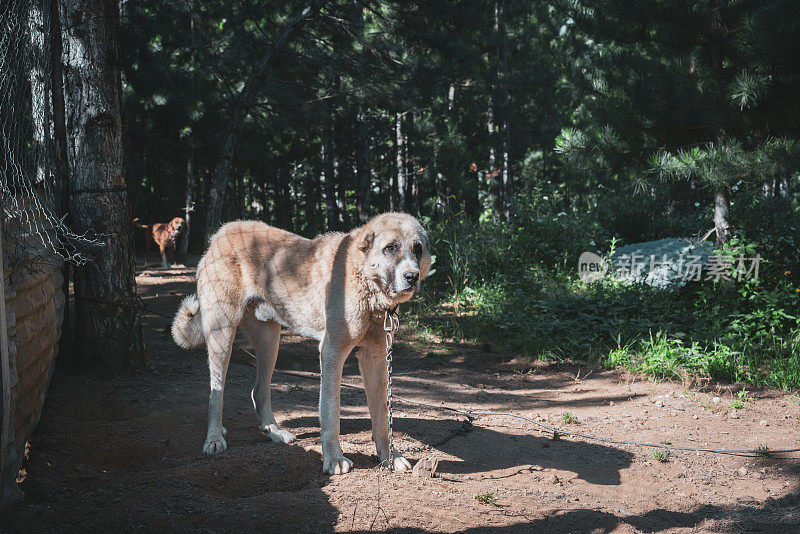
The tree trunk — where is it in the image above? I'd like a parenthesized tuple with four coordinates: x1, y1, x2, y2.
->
(334, 117, 349, 227)
(49, 0, 68, 216)
(178, 3, 195, 260)
(49, 0, 72, 352)
(275, 168, 291, 230)
(61, 0, 145, 370)
(322, 116, 339, 229)
(304, 161, 320, 235)
(178, 136, 194, 259)
(205, 0, 328, 242)
(28, 0, 52, 189)
(713, 188, 732, 247)
(355, 106, 371, 223)
(498, 0, 512, 219)
(394, 112, 406, 212)
(404, 113, 415, 213)
(434, 146, 447, 219)
(487, 101, 502, 219)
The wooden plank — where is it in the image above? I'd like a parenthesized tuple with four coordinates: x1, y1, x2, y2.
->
(1, 222, 20, 503)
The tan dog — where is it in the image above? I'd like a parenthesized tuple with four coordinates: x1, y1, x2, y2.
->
(133, 217, 186, 268)
(171, 213, 431, 474)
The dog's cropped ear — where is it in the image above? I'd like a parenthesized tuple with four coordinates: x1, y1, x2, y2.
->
(358, 230, 375, 252)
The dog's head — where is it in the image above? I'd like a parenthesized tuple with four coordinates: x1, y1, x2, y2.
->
(355, 213, 431, 306)
(168, 217, 187, 236)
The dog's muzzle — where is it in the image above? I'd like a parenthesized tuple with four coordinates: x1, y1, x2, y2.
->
(393, 260, 420, 293)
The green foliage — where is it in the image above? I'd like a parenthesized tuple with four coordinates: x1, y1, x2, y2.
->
(119, 0, 800, 391)
(410, 185, 800, 389)
(561, 411, 578, 424)
(652, 451, 668, 463)
(475, 492, 498, 505)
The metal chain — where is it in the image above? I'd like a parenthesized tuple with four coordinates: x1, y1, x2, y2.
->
(382, 308, 399, 470)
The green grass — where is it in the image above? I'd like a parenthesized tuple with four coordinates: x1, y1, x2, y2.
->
(476, 492, 498, 505)
(652, 451, 668, 463)
(411, 208, 800, 391)
(561, 411, 578, 424)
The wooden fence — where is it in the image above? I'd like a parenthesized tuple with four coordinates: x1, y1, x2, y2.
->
(1, 196, 65, 504)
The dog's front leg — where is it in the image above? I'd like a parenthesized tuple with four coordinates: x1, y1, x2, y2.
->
(357, 344, 412, 471)
(160, 244, 170, 269)
(319, 337, 353, 475)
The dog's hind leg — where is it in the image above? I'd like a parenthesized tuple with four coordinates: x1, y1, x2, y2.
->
(356, 343, 412, 471)
(240, 313, 295, 443)
(202, 319, 235, 455)
(143, 232, 151, 267)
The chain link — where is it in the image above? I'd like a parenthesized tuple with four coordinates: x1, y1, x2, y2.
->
(382, 308, 399, 470)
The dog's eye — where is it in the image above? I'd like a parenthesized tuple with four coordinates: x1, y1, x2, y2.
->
(413, 242, 423, 260)
(383, 243, 397, 255)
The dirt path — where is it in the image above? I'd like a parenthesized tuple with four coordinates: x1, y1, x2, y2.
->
(3, 259, 800, 533)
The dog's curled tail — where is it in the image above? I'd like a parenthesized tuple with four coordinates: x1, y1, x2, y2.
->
(172, 294, 204, 349)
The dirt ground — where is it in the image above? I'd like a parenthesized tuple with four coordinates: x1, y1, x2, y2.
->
(3, 257, 800, 533)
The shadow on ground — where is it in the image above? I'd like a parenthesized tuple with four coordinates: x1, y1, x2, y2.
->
(3, 257, 799, 533)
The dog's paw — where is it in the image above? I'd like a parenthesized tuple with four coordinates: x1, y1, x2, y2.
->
(323, 455, 353, 475)
(261, 424, 296, 443)
(202, 435, 227, 456)
(388, 453, 412, 472)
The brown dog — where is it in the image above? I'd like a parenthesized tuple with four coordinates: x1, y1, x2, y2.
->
(133, 217, 186, 268)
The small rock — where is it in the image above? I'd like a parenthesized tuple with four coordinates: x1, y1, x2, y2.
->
(609, 401, 615, 406)
(759, 420, 769, 427)
(655, 400, 663, 407)
(712, 397, 721, 404)
(753, 472, 764, 480)
(692, 414, 698, 420)
(412, 456, 439, 478)
(548, 474, 559, 484)
(676, 472, 686, 478)
(738, 466, 748, 476)
(728, 411, 739, 419)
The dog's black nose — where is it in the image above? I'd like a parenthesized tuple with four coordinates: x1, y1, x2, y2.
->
(404, 270, 420, 284)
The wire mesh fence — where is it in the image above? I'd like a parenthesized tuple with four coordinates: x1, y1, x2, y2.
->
(0, 0, 102, 281)
(1, 0, 108, 505)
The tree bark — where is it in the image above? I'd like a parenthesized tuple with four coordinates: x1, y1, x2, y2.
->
(61, 0, 145, 371)
(28, 0, 52, 189)
(49, 0, 72, 352)
(394, 112, 406, 212)
(205, 0, 328, 242)
(498, 0, 512, 219)
(322, 116, 339, 229)
(355, 106, 371, 223)
(179, 136, 194, 259)
(49, 0, 69, 216)
(304, 160, 321, 235)
(275, 168, 291, 230)
(487, 100, 502, 219)
(334, 117, 349, 227)
(404, 113, 415, 213)
(713, 188, 732, 247)
(178, 3, 195, 260)
(434, 145, 447, 219)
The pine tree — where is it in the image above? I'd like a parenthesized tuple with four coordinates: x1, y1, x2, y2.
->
(554, 0, 800, 246)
